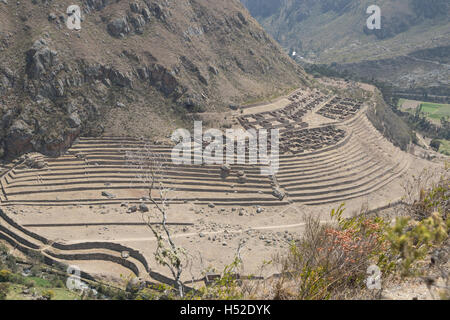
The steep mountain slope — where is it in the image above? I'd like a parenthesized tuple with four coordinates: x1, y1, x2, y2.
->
(241, 0, 449, 90)
(0, 0, 306, 160)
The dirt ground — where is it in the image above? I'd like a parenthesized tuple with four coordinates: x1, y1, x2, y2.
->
(5, 154, 441, 284)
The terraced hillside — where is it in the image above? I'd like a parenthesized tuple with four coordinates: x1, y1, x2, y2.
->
(1, 87, 410, 208)
(1, 81, 441, 283)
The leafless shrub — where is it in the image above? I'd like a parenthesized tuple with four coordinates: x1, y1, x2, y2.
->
(125, 140, 187, 297)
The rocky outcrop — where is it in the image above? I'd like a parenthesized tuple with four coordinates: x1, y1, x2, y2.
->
(5, 120, 34, 159)
(0, 0, 304, 160)
(107, 17, 131, 37)
(0, 67, 15, 93)
(25, 39, 59, 79)
(107, 1, 161, 37)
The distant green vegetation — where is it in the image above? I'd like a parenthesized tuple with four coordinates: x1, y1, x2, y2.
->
(398, 99, 450, 122)
(438, 139, 450, 156)
(420, 102, 450, 120)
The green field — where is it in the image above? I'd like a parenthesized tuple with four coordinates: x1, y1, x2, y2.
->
(398, 99, 450, 123)
(420, 102, 450, 120)
(6, 283, 81, 300)
(438, 139, 450, 156)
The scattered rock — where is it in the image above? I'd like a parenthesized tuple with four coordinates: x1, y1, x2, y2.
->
(68, 112, 81, 128)
(238, 175, 247, 184)
(142, 8, 151, 21)
(208, 66, 219, 75)
(107, 17, 131, 37)
(127, 205, 137, 213)
(101, 191, 115, 199)
(139, 203, 149, 212)
(272, 188, 285, 200)
(237, 170, 247, 183)
(126, 277, 145, 293)
(48, 13, 57, 21)
(208, 202, 215, 208)
(220, 164, 231, 178)
(129, 2, 140, 13)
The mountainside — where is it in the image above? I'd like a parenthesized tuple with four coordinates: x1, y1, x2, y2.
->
(241, 0, 450, 90)
(0, 0, 306, 160)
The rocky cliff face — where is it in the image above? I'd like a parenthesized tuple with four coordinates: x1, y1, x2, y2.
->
(0, 0, 306, 160)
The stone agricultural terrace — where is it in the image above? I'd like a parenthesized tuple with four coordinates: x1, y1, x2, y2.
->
(0, 85, 419, 285)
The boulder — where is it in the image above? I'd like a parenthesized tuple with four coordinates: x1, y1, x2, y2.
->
(237, 170, 246, 183)
(33, 160, 46, 169)
(25, 39, 58, 79)
(220, 164, 231, 178)
(130, 2, 140, 13)
(107, 17, 131, 37)
(141, 8, 151, 21)
(126, 277, 145, 293)
(48, 13, 57, 21)
(101, 191, 115, 199)
(6, 120, 34, 158)
(238, 175, 247, 184)
(68, 112, 81, 128)
(127, 205, 138, 213)
(272, 188, 285, 200)
(108, 69, 132, 87)
(208, 66, 219, 75)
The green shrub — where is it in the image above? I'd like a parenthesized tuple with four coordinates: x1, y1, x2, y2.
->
(4, 254, 18, 272)
(30, 265, 41, 277)
(430, 139, 441, 152)
(41, 289, 55, 300)
(52, 279, 65, 288)
(0, 269, 12, 282)
(0, 283, 10, 300)
(0, 243, 8, 254)
(386, 212, 448, 276)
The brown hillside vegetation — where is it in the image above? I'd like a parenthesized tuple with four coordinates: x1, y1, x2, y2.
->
(0, 0, 305, 159)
